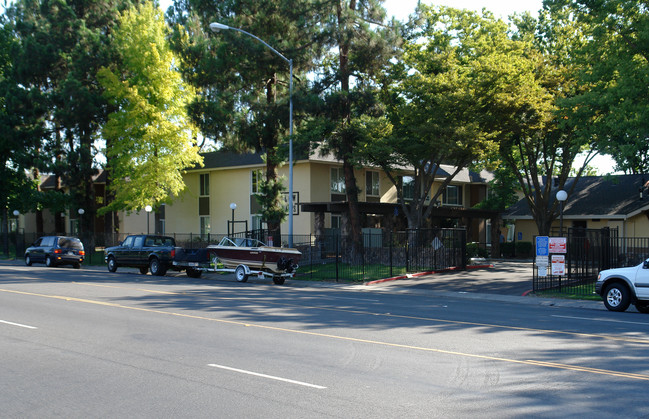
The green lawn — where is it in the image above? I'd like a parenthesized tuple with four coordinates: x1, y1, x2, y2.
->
(296, 262, 407, 282)
(533, 283, 601, 301)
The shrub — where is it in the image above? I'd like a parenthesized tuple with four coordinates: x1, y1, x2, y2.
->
(467, 242, 489, 258)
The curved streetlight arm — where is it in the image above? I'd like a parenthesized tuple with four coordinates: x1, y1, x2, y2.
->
(210, 22, 290, 65)
(210, 21, 295, 247)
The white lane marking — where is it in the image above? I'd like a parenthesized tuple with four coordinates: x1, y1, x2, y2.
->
(0, 319, 37, 329)
(331, 296, 379, 302)
(208, 363, 326, 389)
(552, 315, 649, 326)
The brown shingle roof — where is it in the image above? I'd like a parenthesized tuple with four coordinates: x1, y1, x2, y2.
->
(504, 174, 649, 219)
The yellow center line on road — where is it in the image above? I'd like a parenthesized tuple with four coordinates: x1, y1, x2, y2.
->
(2, 286, 649, 382)
(70, 280, 649, 346)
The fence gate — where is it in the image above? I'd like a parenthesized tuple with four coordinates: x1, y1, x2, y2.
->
(533, 227, 649, 295)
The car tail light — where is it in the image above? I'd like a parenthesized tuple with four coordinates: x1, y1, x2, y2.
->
(54, 249, 62, 254)
(171, 249, 175, 259)
(79, 250, 85, 256)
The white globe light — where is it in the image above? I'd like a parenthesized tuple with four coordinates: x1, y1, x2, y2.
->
(556, 190, 568, 202)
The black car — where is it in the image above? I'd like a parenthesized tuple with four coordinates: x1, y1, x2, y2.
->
(25, 236, 85, 268)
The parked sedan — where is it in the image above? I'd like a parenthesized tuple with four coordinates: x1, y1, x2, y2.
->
(25, 236, 85, 269)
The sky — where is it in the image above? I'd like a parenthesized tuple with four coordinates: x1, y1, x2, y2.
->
(156, 0, 617, 174)
(383, 0, 543, 20)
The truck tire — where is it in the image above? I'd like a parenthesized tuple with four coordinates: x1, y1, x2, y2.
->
(186, 268, 202, 278)
(603, 282, 631, 312)
(634, 301, 649, 314)
(107, 256, 117, 272)
(150, 257, 167, 276)
(235, 265, 248, 283)
(139, 267, 148, 275)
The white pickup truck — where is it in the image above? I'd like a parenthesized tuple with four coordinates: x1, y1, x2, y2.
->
(596, 258, 649, 312)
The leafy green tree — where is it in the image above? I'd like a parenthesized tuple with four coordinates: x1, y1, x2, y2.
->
(544, 0, 649, 174)
(0, 12, 63, 251)
(4, 0, 138, 236)
(474, 9, 598, 236)
(301, 0, 401, 257)
(98, 2, 203, 214)
(362, 6, 499, 230)
(168, 0, 325, 243)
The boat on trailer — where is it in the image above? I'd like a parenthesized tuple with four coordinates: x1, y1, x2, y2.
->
(173, 237, 301, 284)
(207, 237, 301, 274)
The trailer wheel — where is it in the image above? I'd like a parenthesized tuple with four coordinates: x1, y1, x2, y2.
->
(186, 268, 202, 278)
(272, 276, 286, 285)
(235, 266, 248, 282)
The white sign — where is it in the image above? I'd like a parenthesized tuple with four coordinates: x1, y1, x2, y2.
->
(536, 256, 548, 266)
(552, 255, 565, 275)
(538, 265, 548, 277)
(281, 191, 299, 215)
(549, 237, 567, 254)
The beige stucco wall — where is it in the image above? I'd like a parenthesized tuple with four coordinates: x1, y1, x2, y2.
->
(510, 220, 537, 242)
(278, 161, 311, 237)
(510, 216, 649, 241)
(623, 214, 649, 237)
(159, 161, 315, 236)
(120, 209, 150, 234)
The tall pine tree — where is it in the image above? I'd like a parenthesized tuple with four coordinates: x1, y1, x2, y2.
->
(168, 0, 326, 244)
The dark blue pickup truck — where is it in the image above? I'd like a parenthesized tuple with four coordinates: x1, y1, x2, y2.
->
(104, 234, 207, 277)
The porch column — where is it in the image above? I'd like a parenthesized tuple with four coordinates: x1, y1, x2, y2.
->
(491, 215, 501, 258)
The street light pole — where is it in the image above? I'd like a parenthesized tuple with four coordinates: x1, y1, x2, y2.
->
(556, 190, 568, 236)
(145, 205, 152, 235)
(210, 22, 294, 247)
(229, 203, 237, 236)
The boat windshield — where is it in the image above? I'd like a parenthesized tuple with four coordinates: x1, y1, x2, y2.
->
(218, 237, 266, 248)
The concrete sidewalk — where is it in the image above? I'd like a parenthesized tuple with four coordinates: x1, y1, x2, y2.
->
(356, 260, 605, 310)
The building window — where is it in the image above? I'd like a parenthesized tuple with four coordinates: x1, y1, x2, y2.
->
(200, 216, 211, 236)
(331, 167, 345, 194)
(366, 171, 379, 197)
(401, 176, 415, 200)
(252, 214, 265, 231)
(199, 173, 209, 196)
(199, 174, 210, 216)
(251, 169, 264, 194)
(331, 215, 341, 229)
(443, 185, 463, 206)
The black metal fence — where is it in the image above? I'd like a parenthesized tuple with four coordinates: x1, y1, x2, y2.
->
(5, 228, 468, 282)
(533, 227, 649, 297)
(292, 228, 467, 282)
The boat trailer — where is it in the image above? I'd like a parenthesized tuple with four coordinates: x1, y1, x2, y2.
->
(173, 258, 296, 285)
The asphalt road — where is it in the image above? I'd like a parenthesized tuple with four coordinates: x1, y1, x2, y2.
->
(2, 263, 649, 418)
